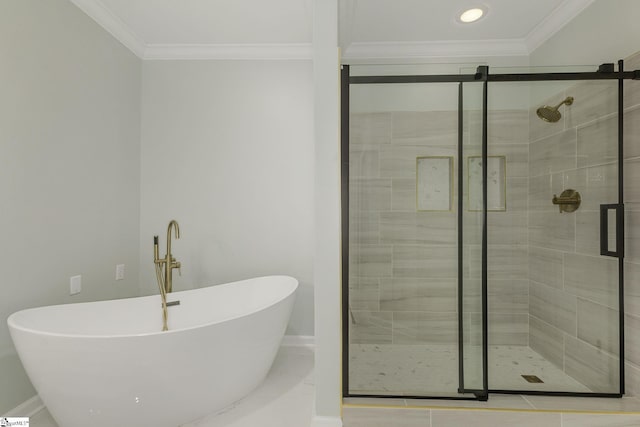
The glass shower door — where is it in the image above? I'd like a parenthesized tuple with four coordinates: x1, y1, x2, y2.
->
(485, 73, 623, 395)
(344, 66, 487, 399)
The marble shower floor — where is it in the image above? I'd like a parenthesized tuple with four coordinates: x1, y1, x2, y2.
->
(349, 344, 590, 395)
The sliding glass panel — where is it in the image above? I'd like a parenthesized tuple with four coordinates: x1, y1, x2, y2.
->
(346, 71, 477, 397)
(486, 73, 621, 394)
(460, 80, 486, 393)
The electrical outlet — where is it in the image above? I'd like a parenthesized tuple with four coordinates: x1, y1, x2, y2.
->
(70, 275, 81, 295)
(116, 264, 125, 280)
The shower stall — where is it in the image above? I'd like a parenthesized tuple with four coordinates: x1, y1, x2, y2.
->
(342, 62, 639, 400)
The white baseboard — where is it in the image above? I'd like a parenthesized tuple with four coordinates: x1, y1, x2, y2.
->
(3, 395, 44, 417)
(311, 415, 343, 427)
(281, 335, 315, 348)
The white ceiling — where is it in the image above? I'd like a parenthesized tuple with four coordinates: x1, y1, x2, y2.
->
(68, 0, 596, 60)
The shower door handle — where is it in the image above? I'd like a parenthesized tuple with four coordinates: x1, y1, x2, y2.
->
(600, 204, 624, 258)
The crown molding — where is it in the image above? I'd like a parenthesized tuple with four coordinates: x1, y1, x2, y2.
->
(524, 0, 596, 53)
(143, 43, 313, 60)
(70, 0, 593, 61)
(69, 0, 146, 58)
(342, 39, 529, 62)
(69, 0, 311, 60)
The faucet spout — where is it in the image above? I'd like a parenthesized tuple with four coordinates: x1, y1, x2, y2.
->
(164, 220, 181, 294)
(153, 220, 183, 331)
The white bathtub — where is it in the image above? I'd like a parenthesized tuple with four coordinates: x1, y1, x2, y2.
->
(7, 275, 297, 427)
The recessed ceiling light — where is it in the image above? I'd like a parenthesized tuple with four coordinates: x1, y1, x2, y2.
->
(459, 7, 485, 23)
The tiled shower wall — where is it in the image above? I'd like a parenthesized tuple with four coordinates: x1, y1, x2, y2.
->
(527, 51, 640, 395)
(349, 111, 459, 346)
(625, 52, 640, 398)
(348, 109, 529, 348)
(348, 51, 640, 396)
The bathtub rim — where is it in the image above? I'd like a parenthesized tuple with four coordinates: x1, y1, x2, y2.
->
(7, 274, 298, 339)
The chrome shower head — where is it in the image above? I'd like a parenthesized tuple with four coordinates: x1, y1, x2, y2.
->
(536, 96, 574, 123)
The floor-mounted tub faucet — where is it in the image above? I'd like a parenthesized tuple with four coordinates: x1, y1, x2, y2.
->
(153, 220, 182, 330)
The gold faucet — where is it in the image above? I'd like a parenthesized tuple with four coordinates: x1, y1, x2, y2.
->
(155, 220, 181, 293)
(153, 220, 182, 331)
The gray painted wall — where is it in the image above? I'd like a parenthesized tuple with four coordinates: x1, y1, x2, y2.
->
(139, 60, 315, 337)
(0, 0, 141, 413)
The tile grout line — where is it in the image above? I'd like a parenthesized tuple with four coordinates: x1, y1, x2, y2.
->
(520, 394, 536, 410)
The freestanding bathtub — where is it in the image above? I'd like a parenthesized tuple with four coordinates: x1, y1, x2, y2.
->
(7, 275, 297, 427)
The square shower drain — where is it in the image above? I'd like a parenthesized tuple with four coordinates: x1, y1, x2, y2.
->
(521, 375, 544, 383)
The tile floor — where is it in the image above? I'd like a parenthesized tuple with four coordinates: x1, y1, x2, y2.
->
(349, 344, 590, 395)
(25, 344, 640, 427)
(28, 345, 315, 427)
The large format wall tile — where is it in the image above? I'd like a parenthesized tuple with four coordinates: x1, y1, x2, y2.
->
(489, 144, 530, 178)
(624, 158, 640, 211)
(626, 210, 640, 264)
(529, 281, 577, 335)
(566, 80, 617, 129)
(483, 212, 528, 245)
(350, 112, 392, 145)
(529, 210, 575, 251)
(468, 110, 530, 142)
(349, 277, 380, 311)
(490, 279, 529, 313)
(380, 278, 456, 312)
(467, 312, 526, 346)
(529, 246, 564, 289)
(564, 335, 619, 393)
(625, 80, 640, 111)
(393, 245, 457, 278)
(624, 107, 640, 158)
(464, 279, 528, 314)
(350, 244, 393, 278)
(349, 211, 380, 245)
(564, 253, 619, 308)
(577, 115, 618, 168)
(393, 311, 458, 344)
(350, 311, 393, 344)
(466, 245, 528, 279)
(625, 313, 640, 367)
(391, 111, 458, 142)
(488, 110, 530, 144)
(578, 163, 618, 210)
(529, 174, 554, 212)
(529, 129, 577, 177)
(626, 261, 640, 317)
(504, 176, 529, 211)
(575, 211, 616, 257)
(626, 361, 640, 397)
(625, 51, 640, 110)
(529, 315, 564, 369)
(486, 312, 529, 346)
(577, 298, 620, 356)
(350, 148, 380, 178)
(350, 178, 392, 212)
(380, 212, 456, 245)
(391, 178, 415, 211)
